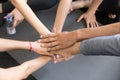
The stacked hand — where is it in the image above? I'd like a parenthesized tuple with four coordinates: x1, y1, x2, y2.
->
(30, 41, 53, 57)
(34, 31, 80, 63)
(39, 31, 77, 51)
(50, 42, 80, 63)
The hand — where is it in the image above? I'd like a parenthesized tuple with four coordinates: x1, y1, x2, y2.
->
(9, 8, 24, 29)
(39, 31, 77, 51)
(77, 12, 99, 28)
(31, 41, 53, 57)
(52, 42, 80, 63)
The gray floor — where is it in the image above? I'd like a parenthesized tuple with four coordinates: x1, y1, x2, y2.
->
(0, 6, 120, 80)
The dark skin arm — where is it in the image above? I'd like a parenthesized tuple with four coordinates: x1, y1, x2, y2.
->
(40, 22, 120, 51)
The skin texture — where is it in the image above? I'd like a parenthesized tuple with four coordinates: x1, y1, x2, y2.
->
(77, 0, 103, 28)
(40, 22, 120, 51)
(0, 0, 80, 79)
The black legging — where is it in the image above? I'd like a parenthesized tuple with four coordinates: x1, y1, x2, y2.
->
(0, 0, 59, 26)
(98, 0, 120, 15)
(2, 0, 59, 13)
(96, 0, 120, 25)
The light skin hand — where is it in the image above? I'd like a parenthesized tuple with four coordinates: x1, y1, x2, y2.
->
(8, 8, 24, 29)
(39, 31, 77, 51)
(31, 41, 53, 57)
(77, 12, 99, 28)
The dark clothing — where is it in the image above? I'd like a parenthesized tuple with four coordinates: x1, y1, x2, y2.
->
(2, 0, 59, 13)
(98, 0, 120, 15)
(97, 0, 120, 25)
(80, 34, 120, 56)
(0, 0, 8, 3)
(0, 0, 59, 26)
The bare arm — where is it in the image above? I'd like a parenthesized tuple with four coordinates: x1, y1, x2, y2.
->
(10, 0, 52, 76)
(75, 22, 120, 41)
(53, 0, 72, 32)
(40, 22, 120, 51)
(0, 38, 29, 52)
(87, 0, 103, 14)
(10, 0, 50, 35)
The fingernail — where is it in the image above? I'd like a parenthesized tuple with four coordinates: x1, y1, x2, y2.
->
(40, 35, 43, 38)
(56, 55, 61, 58)
(54, 61, 57, 64)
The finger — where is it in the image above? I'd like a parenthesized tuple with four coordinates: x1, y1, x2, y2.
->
(11, 19, 18, 30)
(77, 15, 84, 22)
(89, 22, 94, 28)
(46, 52, 54, 57)
(95, 22, 99, 27)
(91, 22, 96, 28)
(40, 37, 57, 43)
(56, 54, 63, 58)
(86, 22, 90, 28)
(40, 33, 56, 39)
(93, 23, 97, 28)
(47, 45, 60, 51)
(53, 54, 63, 64)
(40, 42, 58, 48)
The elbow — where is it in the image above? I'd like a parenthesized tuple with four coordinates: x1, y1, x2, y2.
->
(10, 0, 20, 6)
(10, 0, 24, 6)
(10, 0, 18, 4)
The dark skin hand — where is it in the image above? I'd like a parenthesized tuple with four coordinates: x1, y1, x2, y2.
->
(39, 31, 77, 51)
(51, 42, 80, 63)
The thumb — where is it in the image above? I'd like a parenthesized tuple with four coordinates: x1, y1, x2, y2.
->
(12, 18, 17, 29)
(77, 14, 84, 22)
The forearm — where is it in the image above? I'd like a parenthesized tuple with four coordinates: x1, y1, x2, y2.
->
(22, 56, 51, 75)
(53, 0, 72, 32)
(10, 0, 52, 71)
(10, 0, 50, 35)
(75, 22, 120, 41)
(87, 0, 103, 14)
(0, 38, 30, 52)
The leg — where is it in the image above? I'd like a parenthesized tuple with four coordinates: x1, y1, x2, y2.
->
(1, 0, 59, 13)
(28, 0, 59, 11)
(70, 0, 92, 12)
(80, 34, 120, 56)
(0, 0, 58, 27)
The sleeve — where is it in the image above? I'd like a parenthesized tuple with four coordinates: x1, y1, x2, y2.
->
(80, 34, 120, 56)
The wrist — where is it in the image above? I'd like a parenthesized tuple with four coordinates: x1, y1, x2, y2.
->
(71, 30, 79, 42)
(29, 41, 33, 51)
(52, 27, 62, 33)
(86, 10, 96, 15)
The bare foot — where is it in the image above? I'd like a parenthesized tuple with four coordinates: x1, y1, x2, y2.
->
(68, 0, 92, 14)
